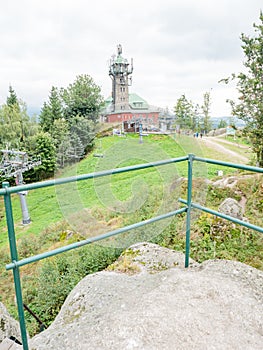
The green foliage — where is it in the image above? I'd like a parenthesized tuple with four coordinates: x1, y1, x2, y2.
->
(0, 96, 38, 149)
(38, 75, 103, 167)
(23, 244, 122, 332)
(52, 118, 69, 148)
(218, 119, 227, 129)
(6, 85, 19, 108)
(39, 87, 63, 133)
(0, 134, 262, 336)
(69, 115, 96, 154)
(61, 74, 104, 122)
(154, 174, 263, 270)
(200, 91, 212, 133)
(221, 12, 263, 166)
(191, 214, 263, 267)
(174, 92, 212, 133)
(174, 94, 196, 130)
(23, 132, 56, 181)
(206, 185, 241, 208)
(153, 211, 263, 270)
(18, 234, 42, 258)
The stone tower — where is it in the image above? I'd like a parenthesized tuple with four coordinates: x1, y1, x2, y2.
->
(109, 44, 133, 112)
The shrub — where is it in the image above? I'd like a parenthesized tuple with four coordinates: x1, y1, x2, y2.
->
(23, 244, 122, 332)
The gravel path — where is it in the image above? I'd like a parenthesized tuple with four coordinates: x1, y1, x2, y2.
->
(199, 137, 249, 163)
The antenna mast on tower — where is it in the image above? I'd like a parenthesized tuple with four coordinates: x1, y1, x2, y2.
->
(109, 44, 133, 112)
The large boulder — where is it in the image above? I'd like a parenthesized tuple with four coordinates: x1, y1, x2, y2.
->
(0, 302, 21, 344)
(30, 242, 263, 350)
(218, 197, 243, 219)
(207, 128, 226, 136)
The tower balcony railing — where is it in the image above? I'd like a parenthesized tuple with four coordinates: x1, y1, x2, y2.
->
(1, 154, 263, 349)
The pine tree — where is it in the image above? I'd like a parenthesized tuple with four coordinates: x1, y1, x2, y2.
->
(39, 102, 52, 132)
(49, 86, 63, 121)
(39, 87, 63, 133)
(6, 85, 19, 109)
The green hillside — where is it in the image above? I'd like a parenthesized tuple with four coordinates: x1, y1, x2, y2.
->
(0, 133, 243, 247)
(0, 133, 261, 335)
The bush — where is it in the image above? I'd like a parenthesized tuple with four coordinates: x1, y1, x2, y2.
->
(23, 244, 122, 333)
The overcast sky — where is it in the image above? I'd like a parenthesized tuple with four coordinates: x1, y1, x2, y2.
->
(0, 0, 262, 117)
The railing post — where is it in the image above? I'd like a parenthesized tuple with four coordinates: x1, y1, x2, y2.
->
(2, 182, 29, 350)
(185, 154, 194, 267)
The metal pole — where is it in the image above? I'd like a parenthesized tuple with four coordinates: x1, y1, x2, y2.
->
(16, 171, 31, 225)
(139, 123, 143, 144)
(185, 154, 194, 267)
(2, 182, 29, 350)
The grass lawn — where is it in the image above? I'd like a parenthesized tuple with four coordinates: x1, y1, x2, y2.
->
(0, 133, 243, 248)
(0, 132, 262, 334)
(211, 138, 252, 160)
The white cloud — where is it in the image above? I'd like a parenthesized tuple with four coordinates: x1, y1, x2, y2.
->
(0, 0, 262, 117)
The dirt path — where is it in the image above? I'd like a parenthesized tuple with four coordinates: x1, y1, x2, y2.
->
(199, 137, 249, 163)
(212, 137, 250, 149)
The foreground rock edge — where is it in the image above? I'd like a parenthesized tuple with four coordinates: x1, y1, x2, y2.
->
(29, 242, 263, 350)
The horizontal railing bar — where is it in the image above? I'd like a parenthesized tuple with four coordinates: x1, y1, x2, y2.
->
(179, 198, 263, 233)
(0, 156, 189, 195)
(6, 207, 187, 270)
(194, 156, 263, 173)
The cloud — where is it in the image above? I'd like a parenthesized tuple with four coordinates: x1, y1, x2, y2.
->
(0, 0, 262, 117)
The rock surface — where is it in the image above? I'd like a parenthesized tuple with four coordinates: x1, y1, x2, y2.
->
(30, 242, 263, 350)
(0, 302, 21, 344)
(218, 198, 243, 219)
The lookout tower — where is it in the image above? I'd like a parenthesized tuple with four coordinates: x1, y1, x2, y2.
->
(109, 44, 133, 112)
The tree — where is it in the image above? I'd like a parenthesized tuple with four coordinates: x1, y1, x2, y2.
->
(174, 95, 196, 130)
(0, 89, 38, 148)
(218, 119, 227, 129)
(39, 74, 103, 168)
(192, 104, 201, 132)
(24, 132, 56, 181)
(49, 86, 63, 121)
(61, 74, 104, 123)
(228, 116, 236, 128)
(66, 133, 85, 161)
(69, 115, 96, 153)
(6, 85, 19, 109)
(200, 91, 212, 134)
(52, 118, 69, 148)
(39, 87, 63, 133)
(220, 12, 263, 166)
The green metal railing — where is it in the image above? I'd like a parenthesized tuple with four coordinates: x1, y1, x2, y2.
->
(1, 154, 263, 350)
